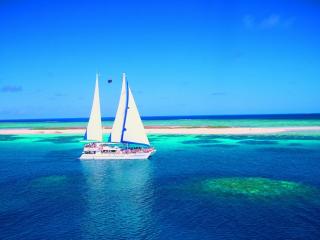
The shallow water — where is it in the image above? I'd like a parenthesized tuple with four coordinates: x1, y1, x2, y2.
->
(1, 133, 320, 239)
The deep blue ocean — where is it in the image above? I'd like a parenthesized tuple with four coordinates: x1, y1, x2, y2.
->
(1, 116, 320, 239)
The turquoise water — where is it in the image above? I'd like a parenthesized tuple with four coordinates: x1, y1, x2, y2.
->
(1, 119, 320, 129)
(1, 115, 320, 129)
(1, 132, 320, 239)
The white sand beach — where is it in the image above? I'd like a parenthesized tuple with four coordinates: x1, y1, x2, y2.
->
(0, 126, 320, 135)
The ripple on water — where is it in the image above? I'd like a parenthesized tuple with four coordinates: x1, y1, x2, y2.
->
(257, 147, 315, 154)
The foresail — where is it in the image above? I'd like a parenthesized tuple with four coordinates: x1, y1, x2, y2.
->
(110, 73, 150, 145)
(84, 74, 103, 142)
(110, 74, 127, 143)
(122, 87, 150, 145)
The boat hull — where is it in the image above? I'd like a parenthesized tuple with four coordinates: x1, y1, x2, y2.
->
(79, 151, 153, 160)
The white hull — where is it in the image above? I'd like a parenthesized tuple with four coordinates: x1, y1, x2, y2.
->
(79, 151, 153, 160)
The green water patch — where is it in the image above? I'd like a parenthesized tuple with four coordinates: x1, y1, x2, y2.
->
(149, 134, 190, 144)
(238, 140, 278, 145)
(288, 143, 302, 146)
(198, 143, 238, 148)
(148, 136, 165, 142)
(151, 134, 187, 138)
(35, 135, 83, 144)
(30, 175, 68, 189)
(181, 139, 221, 145)
(194, 135, 223, 140)
(194, 177, 318, 200)
(0, 134, 23, 142)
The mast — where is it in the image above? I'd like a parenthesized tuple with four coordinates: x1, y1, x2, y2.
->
(120, 73, 129, 142)
(84, 73, 103, 142)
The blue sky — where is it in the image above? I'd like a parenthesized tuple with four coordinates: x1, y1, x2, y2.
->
(0, 0, 319, 119)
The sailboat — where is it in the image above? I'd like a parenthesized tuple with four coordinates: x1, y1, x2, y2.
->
(80, 73, 156, 160)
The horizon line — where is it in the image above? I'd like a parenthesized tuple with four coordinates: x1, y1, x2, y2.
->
(1, 113, 320, 122)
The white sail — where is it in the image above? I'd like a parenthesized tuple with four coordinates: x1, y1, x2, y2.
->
(122, 87, 150, 145)
(110, 73, 150, 145)
(84, 74, 103, 142)
(110, 73, 127, 143)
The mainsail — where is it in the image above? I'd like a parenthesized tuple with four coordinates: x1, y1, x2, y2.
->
(84, 74, 103, 142)
(110, 73, 150, 145)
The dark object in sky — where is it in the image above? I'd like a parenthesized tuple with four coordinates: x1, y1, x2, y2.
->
(108, 79, 112, 83)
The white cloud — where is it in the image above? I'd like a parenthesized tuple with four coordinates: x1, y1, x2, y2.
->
(283, 17, 296, 28)
(243, 14, 294, 30)
(1, 85, 23, 92)
(243, 15, 255, 29)
(260, 14, 280, 28)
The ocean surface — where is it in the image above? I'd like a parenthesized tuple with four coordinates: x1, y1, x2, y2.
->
(1, 116, 320, 239)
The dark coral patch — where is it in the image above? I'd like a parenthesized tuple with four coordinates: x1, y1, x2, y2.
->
(0, 135, 22, 141)
(198, 144, 238, 148)
(36, 136, 82, 144)
(182, 139, 220, 145)
(238, 140, 278, 145)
